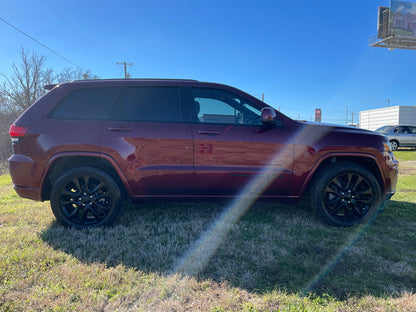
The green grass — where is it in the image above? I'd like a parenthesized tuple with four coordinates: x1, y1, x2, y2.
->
(1, 153, 416, 311)
(394, 150, 416, 162)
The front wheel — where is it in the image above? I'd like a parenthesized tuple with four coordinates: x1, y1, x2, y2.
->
(50, 167, 122, 228)
(310, 163, 381, 227)
(390, 140, 399, 151)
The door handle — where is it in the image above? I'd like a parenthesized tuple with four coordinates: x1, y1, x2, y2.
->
(198, 130, 221, 136)
(108, 127, 132, 132)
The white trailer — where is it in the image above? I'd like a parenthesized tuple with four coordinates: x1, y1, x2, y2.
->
(359, 106, 416, 131)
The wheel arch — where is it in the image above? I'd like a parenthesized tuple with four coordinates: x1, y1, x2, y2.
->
(302, 154, 385, 197)
(41, 153, 131, 201)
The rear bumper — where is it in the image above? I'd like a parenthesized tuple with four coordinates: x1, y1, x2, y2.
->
(9, 154, 43, 201)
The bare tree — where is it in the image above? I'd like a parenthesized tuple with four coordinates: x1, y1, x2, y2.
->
(0, 92, 18, 172)
(54, 67, 98, 83)
(0, 47, 98, 114)
(0, 47, 52, 113)
(0, 47, 98, 171)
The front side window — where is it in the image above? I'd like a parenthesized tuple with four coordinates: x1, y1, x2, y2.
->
(394, 126, 411, 134)
(49, 87, 119, 120)
(192, 88, 262, 125)
(120, 87, 182, 122)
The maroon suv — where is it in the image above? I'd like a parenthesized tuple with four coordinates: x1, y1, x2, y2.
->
(8, 79, 399, 228)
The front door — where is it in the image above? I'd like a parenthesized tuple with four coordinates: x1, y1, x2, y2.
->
(189, 87, 294, 197)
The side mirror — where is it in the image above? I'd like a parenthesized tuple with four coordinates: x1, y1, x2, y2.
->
(261, 107, 277, 126)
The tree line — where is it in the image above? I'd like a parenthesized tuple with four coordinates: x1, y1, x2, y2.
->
(0, 47, 97, 172)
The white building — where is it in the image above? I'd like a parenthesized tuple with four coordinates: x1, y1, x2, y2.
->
(359, 106, 416, 131)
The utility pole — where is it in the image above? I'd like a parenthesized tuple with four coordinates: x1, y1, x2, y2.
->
(345, 106, 348, 125)
(117, 61, 133, 79)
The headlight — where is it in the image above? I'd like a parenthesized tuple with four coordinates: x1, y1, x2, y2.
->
(382, 135, 392, 153)
(383, 142, 392, 153)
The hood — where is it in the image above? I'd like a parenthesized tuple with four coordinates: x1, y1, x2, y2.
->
(299, 121, 374, 134)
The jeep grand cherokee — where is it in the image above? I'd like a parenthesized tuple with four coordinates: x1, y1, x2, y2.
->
(8, 79, 399, 228)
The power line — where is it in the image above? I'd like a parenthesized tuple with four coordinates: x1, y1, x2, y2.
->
(0, 16, 80, 68)
(39, 0, 112, 63)
(61, 0, 121, 62)
(69, 0, 124, 61)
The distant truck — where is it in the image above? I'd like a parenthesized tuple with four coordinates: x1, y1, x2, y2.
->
(360, 106, 416, 131)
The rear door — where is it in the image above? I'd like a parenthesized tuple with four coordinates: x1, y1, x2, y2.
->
(188, 87, 294, 197)
(101, 86, 194, 196)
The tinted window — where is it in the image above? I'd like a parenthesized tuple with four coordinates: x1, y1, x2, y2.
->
(50, 87, 119, 120)
(120, 87, 182, 122)
(394, 126, 411, 134)
(192, 88, 262, 125)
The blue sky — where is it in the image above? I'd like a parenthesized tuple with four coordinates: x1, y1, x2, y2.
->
(1, 0, 415, 124)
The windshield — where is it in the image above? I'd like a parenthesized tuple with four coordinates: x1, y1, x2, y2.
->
(375, 126, 393, 133)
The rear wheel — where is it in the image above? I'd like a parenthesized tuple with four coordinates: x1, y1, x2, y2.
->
(50, 167, 122, 228)
(310, 163, 381, 227)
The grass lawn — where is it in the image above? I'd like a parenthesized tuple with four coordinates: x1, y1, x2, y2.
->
(0, 151, 415, 311)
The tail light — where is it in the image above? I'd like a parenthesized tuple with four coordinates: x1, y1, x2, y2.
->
(9, 125, 28, 143)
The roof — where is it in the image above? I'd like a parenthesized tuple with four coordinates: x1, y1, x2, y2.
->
(44, 78, 199, 90)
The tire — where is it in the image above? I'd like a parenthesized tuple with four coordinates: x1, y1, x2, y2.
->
(390, 140, 399, 151)
(50, 167, 122, 228)
(310, 163, 381, 227)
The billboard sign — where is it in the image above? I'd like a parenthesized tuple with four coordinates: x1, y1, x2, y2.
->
(314, 108, 322, 122)
(390, 1, 416, 38)
(377, 6, 390, 38)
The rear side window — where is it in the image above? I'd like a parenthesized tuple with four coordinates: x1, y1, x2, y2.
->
(49, 87, 119, 120)
(119, 87, 182, 122)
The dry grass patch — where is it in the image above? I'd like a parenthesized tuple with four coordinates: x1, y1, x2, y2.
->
(1, 151, 416, 311)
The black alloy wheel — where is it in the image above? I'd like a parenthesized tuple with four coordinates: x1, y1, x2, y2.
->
(50, 167, 122, 228)
(311, 163, 381, 227)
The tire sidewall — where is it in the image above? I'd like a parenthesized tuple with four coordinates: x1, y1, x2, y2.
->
(311, 163, 382, 227)
(50, 166, 121, 228)
(390, 140, 399, 151)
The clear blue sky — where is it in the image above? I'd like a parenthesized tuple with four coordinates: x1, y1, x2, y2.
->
(1, 0, 415, 124)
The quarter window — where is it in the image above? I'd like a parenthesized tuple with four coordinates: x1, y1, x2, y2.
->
(49, 87, 119, 120)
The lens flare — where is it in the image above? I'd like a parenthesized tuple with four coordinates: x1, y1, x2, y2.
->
(174, 124, 331, 276)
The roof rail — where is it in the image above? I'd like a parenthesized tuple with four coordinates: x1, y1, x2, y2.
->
(70, 78, 199, 82)
(44, 79, 199, 90)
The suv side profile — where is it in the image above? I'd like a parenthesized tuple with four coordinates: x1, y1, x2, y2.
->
(9, 79, 399, 228)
